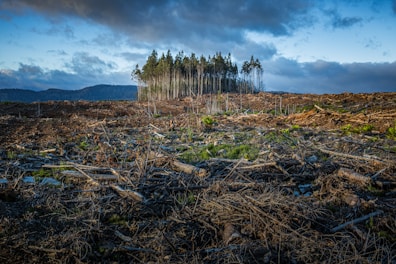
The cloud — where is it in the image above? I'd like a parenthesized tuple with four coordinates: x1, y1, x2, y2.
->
(324, 9, 362, 29)
(232, 41, 277, 62)
(264, 59, 396, 93)
(0, 61, 130, 91)
(47, 49, 68, 56)
(65, 52, 117, 76)
(393, 0, 396, 14)
(1, 0, 313, 42)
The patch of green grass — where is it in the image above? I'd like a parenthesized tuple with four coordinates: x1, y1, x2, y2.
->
(264, 130, 297, 145)
(32, 168, 53, 181)
(341, 123, 374, 135)
(180, 143, 259, 163)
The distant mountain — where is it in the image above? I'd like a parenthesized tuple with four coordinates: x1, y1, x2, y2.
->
(0, 84, 137, 102)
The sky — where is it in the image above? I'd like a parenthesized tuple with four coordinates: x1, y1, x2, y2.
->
(0, 0, 395, 94)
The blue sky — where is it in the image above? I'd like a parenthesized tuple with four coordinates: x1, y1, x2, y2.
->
(0, 0, 395, 93)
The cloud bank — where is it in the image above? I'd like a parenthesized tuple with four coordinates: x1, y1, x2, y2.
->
(0, 0, 395, 93)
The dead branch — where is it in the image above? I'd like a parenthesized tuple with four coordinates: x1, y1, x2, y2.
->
(330, 210, 384, 233)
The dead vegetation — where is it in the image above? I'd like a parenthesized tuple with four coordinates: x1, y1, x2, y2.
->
(0, 92, 395, 263)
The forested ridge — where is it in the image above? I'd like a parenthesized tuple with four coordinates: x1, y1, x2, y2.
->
(132, 50, 263, 101)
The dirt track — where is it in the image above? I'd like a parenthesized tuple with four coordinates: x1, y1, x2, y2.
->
(0, 92, 395, 263)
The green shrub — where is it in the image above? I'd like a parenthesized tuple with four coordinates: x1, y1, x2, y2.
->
(387, 122, 396, 140)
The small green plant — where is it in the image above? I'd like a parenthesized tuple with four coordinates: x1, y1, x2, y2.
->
(280, 128, 290, 135)
(341, 124, 353, 135)
(78, 140, 89, 151)
(32, 168, 52, 181)
(366, 216, 374, 230)
(202, 115, 215, 128)
(386, 122, 396, 140)
(7, 151, 17, 159)
(108, 214, 128, 226)
(361, 124, 374, 133)
(291, 124, 301, 131)
(176, 192, 196, 205)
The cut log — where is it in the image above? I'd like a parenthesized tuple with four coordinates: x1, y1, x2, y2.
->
(172, 160, 207, 177)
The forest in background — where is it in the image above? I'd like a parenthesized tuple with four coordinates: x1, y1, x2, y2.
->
(132, 50, 263, 101)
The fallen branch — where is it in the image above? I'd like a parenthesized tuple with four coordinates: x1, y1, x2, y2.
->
(61, 170, 118, 181)
(73, 166, 100, 186)
(239, 161, 277, 170)
(330, 210, 384, 233)
(110, 184, 145, 202)
(337, 167, 371, 186)
(317, 147, 394, 165)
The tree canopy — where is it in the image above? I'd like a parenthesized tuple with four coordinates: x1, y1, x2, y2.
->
(132, 50, 263, 101)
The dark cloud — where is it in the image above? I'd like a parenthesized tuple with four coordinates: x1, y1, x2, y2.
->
(265, 59, 396, 93)
(332, 16, 362, 28)
(393, 0, 396, 14)
(0, 0, 313, 43)
(324, 9, 362, 29)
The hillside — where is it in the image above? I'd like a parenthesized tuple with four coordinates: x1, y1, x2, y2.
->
(0, 84, 137, 102)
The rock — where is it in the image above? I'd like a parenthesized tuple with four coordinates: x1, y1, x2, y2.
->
(40, 177, 62, 186)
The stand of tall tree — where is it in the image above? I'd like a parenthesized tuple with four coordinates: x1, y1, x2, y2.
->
(132, 50, 263, 101)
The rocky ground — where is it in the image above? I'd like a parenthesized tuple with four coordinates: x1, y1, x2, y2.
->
(0, 92, 395, 263)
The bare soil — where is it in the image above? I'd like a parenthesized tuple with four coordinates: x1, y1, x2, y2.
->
(0, 92, 395, 263)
